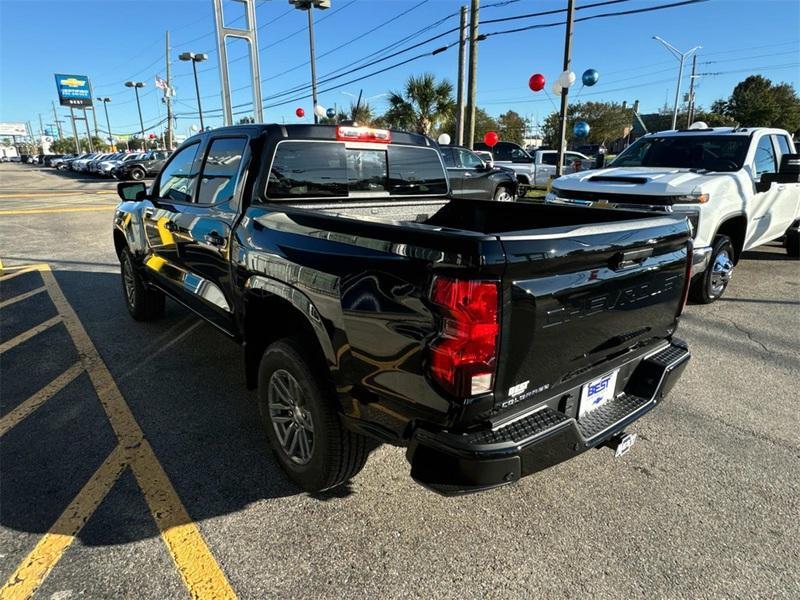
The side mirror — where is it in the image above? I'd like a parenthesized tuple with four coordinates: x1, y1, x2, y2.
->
(778, 153, 800, 176)
(482, 158, 494, 170)
(117, 181, 147, 202)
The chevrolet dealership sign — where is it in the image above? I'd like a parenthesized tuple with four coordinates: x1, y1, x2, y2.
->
(55, 73, 93, 107)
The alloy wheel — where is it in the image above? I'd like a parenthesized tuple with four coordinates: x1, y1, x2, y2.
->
(267, 369, 315, 465)
(709, 249, 733, 297)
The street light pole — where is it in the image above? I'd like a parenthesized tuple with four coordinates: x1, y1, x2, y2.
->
(652, 36, 701, 130)
(125, 81, 147, 148)
(98, 98, 113, 150)
(291, 0, 331, 124)
(180, 52, 208, 131)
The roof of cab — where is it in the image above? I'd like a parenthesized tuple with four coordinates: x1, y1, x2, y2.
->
(646, 126, 789, 138)
(183, 123, 434, 147)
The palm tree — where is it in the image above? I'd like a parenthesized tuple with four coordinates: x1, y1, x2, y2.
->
(384, 73, 454, 135)
(350, 101, 374, 125)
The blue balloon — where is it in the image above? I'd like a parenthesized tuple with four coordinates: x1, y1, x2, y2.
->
(326, 107, 336, 118)
(573, 121, 590, 137)
(582, 68, 599, 87)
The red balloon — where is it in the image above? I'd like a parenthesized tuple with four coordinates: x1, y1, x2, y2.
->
(484, 131, 499, 148)
(529, 73, 545, 92)
(295, 107, 305, 118)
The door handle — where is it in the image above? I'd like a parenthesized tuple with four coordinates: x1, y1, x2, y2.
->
(464, 172, 472, 177)
(164, 220, 178, 232)
(204, 231, 225, 247)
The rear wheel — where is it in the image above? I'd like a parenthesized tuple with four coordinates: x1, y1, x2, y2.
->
(690, 235, 734, 304)
(257, 338, 369, 492)
(120, 247, 165, 321)
(494, 185, 514, 202)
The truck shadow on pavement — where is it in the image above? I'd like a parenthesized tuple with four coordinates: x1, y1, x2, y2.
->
(1, 269, 353, 550)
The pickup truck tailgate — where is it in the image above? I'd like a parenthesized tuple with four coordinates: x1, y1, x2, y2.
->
(493, 215, 690, 415)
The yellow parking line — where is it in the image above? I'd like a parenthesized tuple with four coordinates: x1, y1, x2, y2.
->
(0, 445, 129, 600)
(0, 206, 115, 216)
(0, 316, 62, 355)
(0, 362, 84, 438)
(37, 267, 237, 599)
(129, 442, 238, 600)
(0, 286, 46, 309)
(0, 265, 49, 281)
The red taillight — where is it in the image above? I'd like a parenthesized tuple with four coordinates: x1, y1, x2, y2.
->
(429, 277, 500, 397)
(677, 242, 693, 317)
(336, 125, 391, 143)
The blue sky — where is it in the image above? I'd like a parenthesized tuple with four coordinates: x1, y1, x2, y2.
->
(1, 0, 798, 139)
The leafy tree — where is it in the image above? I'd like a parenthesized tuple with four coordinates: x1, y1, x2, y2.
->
(713, 75, 800, 133)
(497, 110, 527, 146)
(438, 107, 498, 144)
(350, 101, 374, 126)
(542, 101, 631, 146)
(383, 73, 454, 135)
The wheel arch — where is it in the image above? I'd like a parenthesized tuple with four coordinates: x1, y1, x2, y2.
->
(242, 276, 337, 391)
(714, 214, 747, 264)
(516, 173, 531, 186)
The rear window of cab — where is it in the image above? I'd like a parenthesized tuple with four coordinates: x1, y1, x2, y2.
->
(265, 141, 447, 199)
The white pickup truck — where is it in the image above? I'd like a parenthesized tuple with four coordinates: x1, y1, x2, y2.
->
(474, 141, 591, 191)
(546, 126, 800, 303)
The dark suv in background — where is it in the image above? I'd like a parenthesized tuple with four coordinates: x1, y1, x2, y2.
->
(439, 145, 518, 201)
(112, 150, 171, 180)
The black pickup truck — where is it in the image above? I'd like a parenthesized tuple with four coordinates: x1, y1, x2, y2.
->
(113, 124, 692, 495)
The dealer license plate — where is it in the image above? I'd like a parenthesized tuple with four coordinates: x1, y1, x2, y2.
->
(579, 369, 619, 418)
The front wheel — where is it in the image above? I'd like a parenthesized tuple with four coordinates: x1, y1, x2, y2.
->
(120, 247, 165, 320)
(494, 184, 515, 202)
(689, 235, 734, 304)
(129, 167, 145, 181)
(785, 226, 799, 258)
(257, 338, 369, 492)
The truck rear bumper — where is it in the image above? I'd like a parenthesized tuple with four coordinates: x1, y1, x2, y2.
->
(406, 341, 690, 495)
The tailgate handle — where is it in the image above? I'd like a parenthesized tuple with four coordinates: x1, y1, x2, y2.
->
(613, 247, 652, 270)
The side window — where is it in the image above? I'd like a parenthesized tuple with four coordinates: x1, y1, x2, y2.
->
(196, 137, 248, 205)
(456, 148, 484, 169)
(773, 135, 791, 162)
(540, 153, 558, 166)
(493, 145, 511, 161)
(754, 136, 777, 178)
(440, 148, 456, 168)
(158, 143, 201, 202)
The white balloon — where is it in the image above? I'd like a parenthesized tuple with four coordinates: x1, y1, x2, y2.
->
(559, 70, 576, 88)
(551, 81, 563, 95)
(314, 104, 327, 118)
(437, 133, 451, 145)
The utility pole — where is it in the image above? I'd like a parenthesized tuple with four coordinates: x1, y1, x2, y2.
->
(68, 107, 80, 153)
(555, 0, 575, 178)
(38, 113, 45, 139)
(165, 30, 174, 149)
(465, 0, 479, 149)
(51, 101, 63, 139)
(455, 5, 467, 146)
(307, 7, 319, 123)
(686, 54, 698, 127)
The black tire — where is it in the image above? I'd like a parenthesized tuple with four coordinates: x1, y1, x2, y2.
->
(129, 167, 145, 181)
(494, 184, 514, 202)
(785, 227, 800, 258)
(120, 247, 165, 321)
(257, 338, 369, 492)
(689, 234, 734, 304)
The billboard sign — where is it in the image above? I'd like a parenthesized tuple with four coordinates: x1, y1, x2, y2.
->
(55, 73, 93, 107)
(0, 122, 29, 136)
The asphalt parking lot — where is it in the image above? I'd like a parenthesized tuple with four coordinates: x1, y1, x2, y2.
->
(1, 162, 798, 599)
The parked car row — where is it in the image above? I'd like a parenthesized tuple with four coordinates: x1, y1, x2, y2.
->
(33, 150, 172, 180)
